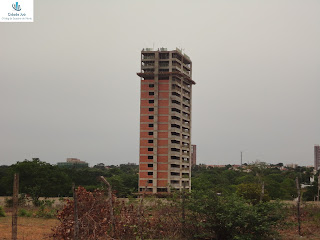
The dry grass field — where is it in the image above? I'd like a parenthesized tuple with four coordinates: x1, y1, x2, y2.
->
(0, 212, 58, 240)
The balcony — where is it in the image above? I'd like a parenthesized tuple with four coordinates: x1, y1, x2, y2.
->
(170, 175, 181, 180)
(182, 128, 190, 133)
(182, 135, 189, 140)
(171, 95, 181, 102)
(183, 107, 190, 113)
(171, 164, 180, 169)
(171, 151, 180, 157)
(183, 63, 191, 70)
(182, 145, 189, 151)
(170, 159, 181, 165)
(171, 120, 181, 126)
(159, 62, 169, 68)
(172, 85, 182, 91)
(170, 183, 181, 188)
(182, 151, 189, 156)
(171, 101, 181, 108)
(183, 113, 190, 119)
(171, 135, 181, 142)
(170, 143, 180, 149)
(183, 100, 190, 107)
(142, 55, 155, 60)
(183, 70, 190, 77)
(183, 91, 191, 97)
(183, 121, 189, 126)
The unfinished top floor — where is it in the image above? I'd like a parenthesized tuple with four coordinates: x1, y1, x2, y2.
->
(140, 48, 192, 78)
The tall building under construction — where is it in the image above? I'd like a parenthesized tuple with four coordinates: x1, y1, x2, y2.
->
(137, 48, 195, 193)
(315, 145, 320, 170)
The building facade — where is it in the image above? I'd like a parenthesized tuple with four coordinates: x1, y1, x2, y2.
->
(137, 48, 195, 194)
(315, 145, 320, 170)
(191, 144, 197, 167)
(57, 158, 88, 168)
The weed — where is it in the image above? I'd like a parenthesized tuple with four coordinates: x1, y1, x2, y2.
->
(0, 206, 6, 217)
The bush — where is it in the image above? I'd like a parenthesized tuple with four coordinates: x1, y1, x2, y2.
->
(18, 208, 32, 217)
(185, 191, 285, 240)
(5, 194, 27, 207)
(35, 205, 56, 218)
(0, 206, 6, 217)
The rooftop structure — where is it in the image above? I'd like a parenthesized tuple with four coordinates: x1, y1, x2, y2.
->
(137, 48, 195, 194)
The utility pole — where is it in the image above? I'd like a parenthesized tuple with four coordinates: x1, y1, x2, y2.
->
(12, 173, 19, 240)
(240, 151, 243, 166)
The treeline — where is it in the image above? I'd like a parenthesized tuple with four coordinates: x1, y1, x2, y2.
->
(0, 159, 318, 202)
(192, 163, 318, 201)
(0, 159, 138, 202)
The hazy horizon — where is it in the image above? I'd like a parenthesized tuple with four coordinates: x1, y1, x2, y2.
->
(1, 0, 319, 167)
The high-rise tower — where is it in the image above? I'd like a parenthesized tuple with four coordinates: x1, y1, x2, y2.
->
(137, 48, 195, 194)
(315, 145, 320, 170)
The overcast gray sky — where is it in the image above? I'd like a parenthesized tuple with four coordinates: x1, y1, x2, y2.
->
(1, 0, 319, 166)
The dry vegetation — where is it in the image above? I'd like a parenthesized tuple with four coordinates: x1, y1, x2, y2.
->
(1, 195, 320, 239)
(276, 203, 320, 240)
(0, 212, 58, 240)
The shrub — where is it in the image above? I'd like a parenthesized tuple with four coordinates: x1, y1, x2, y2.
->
(5, 194, 27, 207)
(18, 208, 32, 217)
(35, 205, 56, 218)
(185, 191, 285, 240)
(0, 206, 6, 217)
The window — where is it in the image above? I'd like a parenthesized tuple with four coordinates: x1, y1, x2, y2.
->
(149, 100, 154, 104)
(148, 164, 153, 167)
(149, 108, 154, 112)
(148, 139, 153, 143)
(148, 180, 153, 183)
(157, 188, 168, 192)
(148, 132, 153, 136)
(148, 172, 153, 175)
(149, 116, 154, 119)
(149, 84, 154, 88)
(149, 124, 154, 127)
(149, 92, 154, 96)
(148, 148, 153, 151)
(148, 156, 153, 159)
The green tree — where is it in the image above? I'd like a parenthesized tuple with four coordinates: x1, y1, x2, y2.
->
(185, 190, 284, 240)
(8, 159, 71, 205)
(236, 183, 269, 204)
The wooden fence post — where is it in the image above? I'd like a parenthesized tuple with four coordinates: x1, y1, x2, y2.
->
(99, 176, 116, 238)
(295, 177, 301, 236)
(72, 183, 79, 240)
(12, 173, 19, 240)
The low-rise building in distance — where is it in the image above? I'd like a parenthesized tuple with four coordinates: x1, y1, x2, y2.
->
(57, 158, 88, 169)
